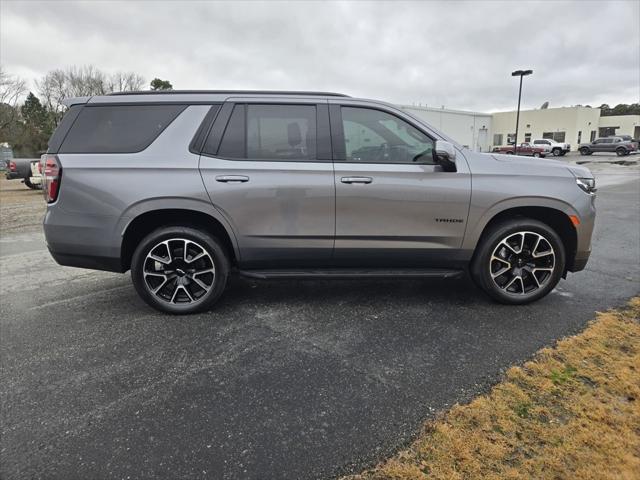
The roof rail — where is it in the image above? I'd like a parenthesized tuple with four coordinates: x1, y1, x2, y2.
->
(107, 90, 350, 97)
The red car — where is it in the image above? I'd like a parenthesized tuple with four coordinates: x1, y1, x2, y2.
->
(493, 142, 547, 157)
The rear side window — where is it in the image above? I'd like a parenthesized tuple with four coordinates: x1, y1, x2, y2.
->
(59, 104, 186, 154)
(211, 103, 317, 161)
(247, 105, 316, 160)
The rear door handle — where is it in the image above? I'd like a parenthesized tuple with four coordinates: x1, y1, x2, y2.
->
(216, 175, 249, 183)
(341, 176, 372, 184)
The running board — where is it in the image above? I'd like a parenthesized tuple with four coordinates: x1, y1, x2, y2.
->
(238, 268, 464, 280)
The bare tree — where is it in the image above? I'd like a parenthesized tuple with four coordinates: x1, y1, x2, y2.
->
(37, 65, 146, 116)
(107, 71, 145, 93)
(0, 67, 27, 130)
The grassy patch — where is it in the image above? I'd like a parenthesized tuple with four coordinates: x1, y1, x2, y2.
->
(346, 298, 640, 480)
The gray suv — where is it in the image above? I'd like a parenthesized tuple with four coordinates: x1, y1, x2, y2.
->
(42, 91, 596, 314)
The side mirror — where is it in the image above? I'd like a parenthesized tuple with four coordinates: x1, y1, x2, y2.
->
(435, 140, 457, 172)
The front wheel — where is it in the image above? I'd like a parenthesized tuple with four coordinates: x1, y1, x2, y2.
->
(471, 219, 565, 305)
(131, 226, 230, 314)
(579, 147, 590, 156)
(552, 148, 561, 156)
(533, 152, 541, 158)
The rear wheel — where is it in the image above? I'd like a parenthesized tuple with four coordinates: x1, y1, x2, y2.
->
(24, 178, 41, 190)
(616, 148, 626, 157)
(579, 147, 590, 156)
(131, 226, 229, 314)
(533, 152, 541, 158)
(472, 219, 565, 304)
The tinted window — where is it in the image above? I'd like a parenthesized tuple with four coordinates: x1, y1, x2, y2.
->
(247, 105, 316, 160)
(217, 104, 246, 158)
(48, 104, 83, 152)
(341, 107, 434, 164)
(60, 105, 185, 153)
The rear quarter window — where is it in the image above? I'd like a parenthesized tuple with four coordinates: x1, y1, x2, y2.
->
(59, 104, 186, 154)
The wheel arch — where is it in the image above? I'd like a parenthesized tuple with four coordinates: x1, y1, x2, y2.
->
(120, 208, 239, 271)
(469, 205, 578, 273)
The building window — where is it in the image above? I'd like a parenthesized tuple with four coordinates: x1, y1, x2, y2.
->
(599, 127, 619, 137)
(493, 134, 503, 145)
(507, 133, 516, 144)
(524, 132, 532, 142)
(577, 131, 582, 144)
(590, 130, 597, 142)
(542, 131, 566, 142)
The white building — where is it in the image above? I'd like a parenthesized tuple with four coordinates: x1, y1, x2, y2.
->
(491, 106, 602, 149)
(400, 105, 492, 152)
(598, 115, 640, 139)
(399, 104, 639, 152)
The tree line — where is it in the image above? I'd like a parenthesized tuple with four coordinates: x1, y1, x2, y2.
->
(0, 66, 173, 157)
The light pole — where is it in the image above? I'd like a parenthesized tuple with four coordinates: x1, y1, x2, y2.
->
(511, 69, 533, 152)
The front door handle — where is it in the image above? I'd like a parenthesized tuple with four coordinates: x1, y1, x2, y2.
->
(341, 176, 372, 184)
(216, 175, 249, 183)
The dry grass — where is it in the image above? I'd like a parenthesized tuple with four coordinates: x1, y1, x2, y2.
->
(0, 177, 45, 233)
(347, 298, 640, 480)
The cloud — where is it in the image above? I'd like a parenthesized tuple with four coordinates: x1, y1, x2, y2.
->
(1, 0, 638, 111)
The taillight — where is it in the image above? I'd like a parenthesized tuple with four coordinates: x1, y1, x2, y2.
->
(9, 160, 16, 171)
(43, 155, 62, 203)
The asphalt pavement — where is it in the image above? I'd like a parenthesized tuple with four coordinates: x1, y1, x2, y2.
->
(1, 174, 639, 479)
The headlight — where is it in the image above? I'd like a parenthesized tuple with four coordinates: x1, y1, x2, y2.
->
(576, 177, 597, 194)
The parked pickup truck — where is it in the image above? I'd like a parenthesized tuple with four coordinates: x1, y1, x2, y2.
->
(532, 138, 570, 156)
(4, 158, 42, 189)
(492, 143, 547, 157)
(578, 137, 638, 156)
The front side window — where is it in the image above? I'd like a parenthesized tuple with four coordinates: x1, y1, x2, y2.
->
(60, 105, 186, 154)
(341, 107, 434, 164)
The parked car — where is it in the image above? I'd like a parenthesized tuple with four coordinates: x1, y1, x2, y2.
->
(616, 135, 639, 151)
(578, 137, 637, 156)
(42, 90, 596, 314)
(532, 138, 570, 156)
(492, 142, 547, 157)
(4, 158, 42, 189)
(28, 157, 43, 189)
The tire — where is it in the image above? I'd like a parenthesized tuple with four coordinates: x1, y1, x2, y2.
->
(579, 147, 590, 156)
(471, 218, 565, 305)
(506, 151, 514, 155)
(533, 152, 541, 158)
(616, 148, 626, 157)
(552, 148, 561, 156)
(131, 226, 230, 314)
(24, 178, 41, 190)
(559, 151, 567, 156)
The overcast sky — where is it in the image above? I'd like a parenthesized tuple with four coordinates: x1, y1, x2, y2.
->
(1, 0, 638, 112)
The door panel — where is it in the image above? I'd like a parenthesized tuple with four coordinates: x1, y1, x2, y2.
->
(333, 162, 471, 266)
(200, 159, 334, 267)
